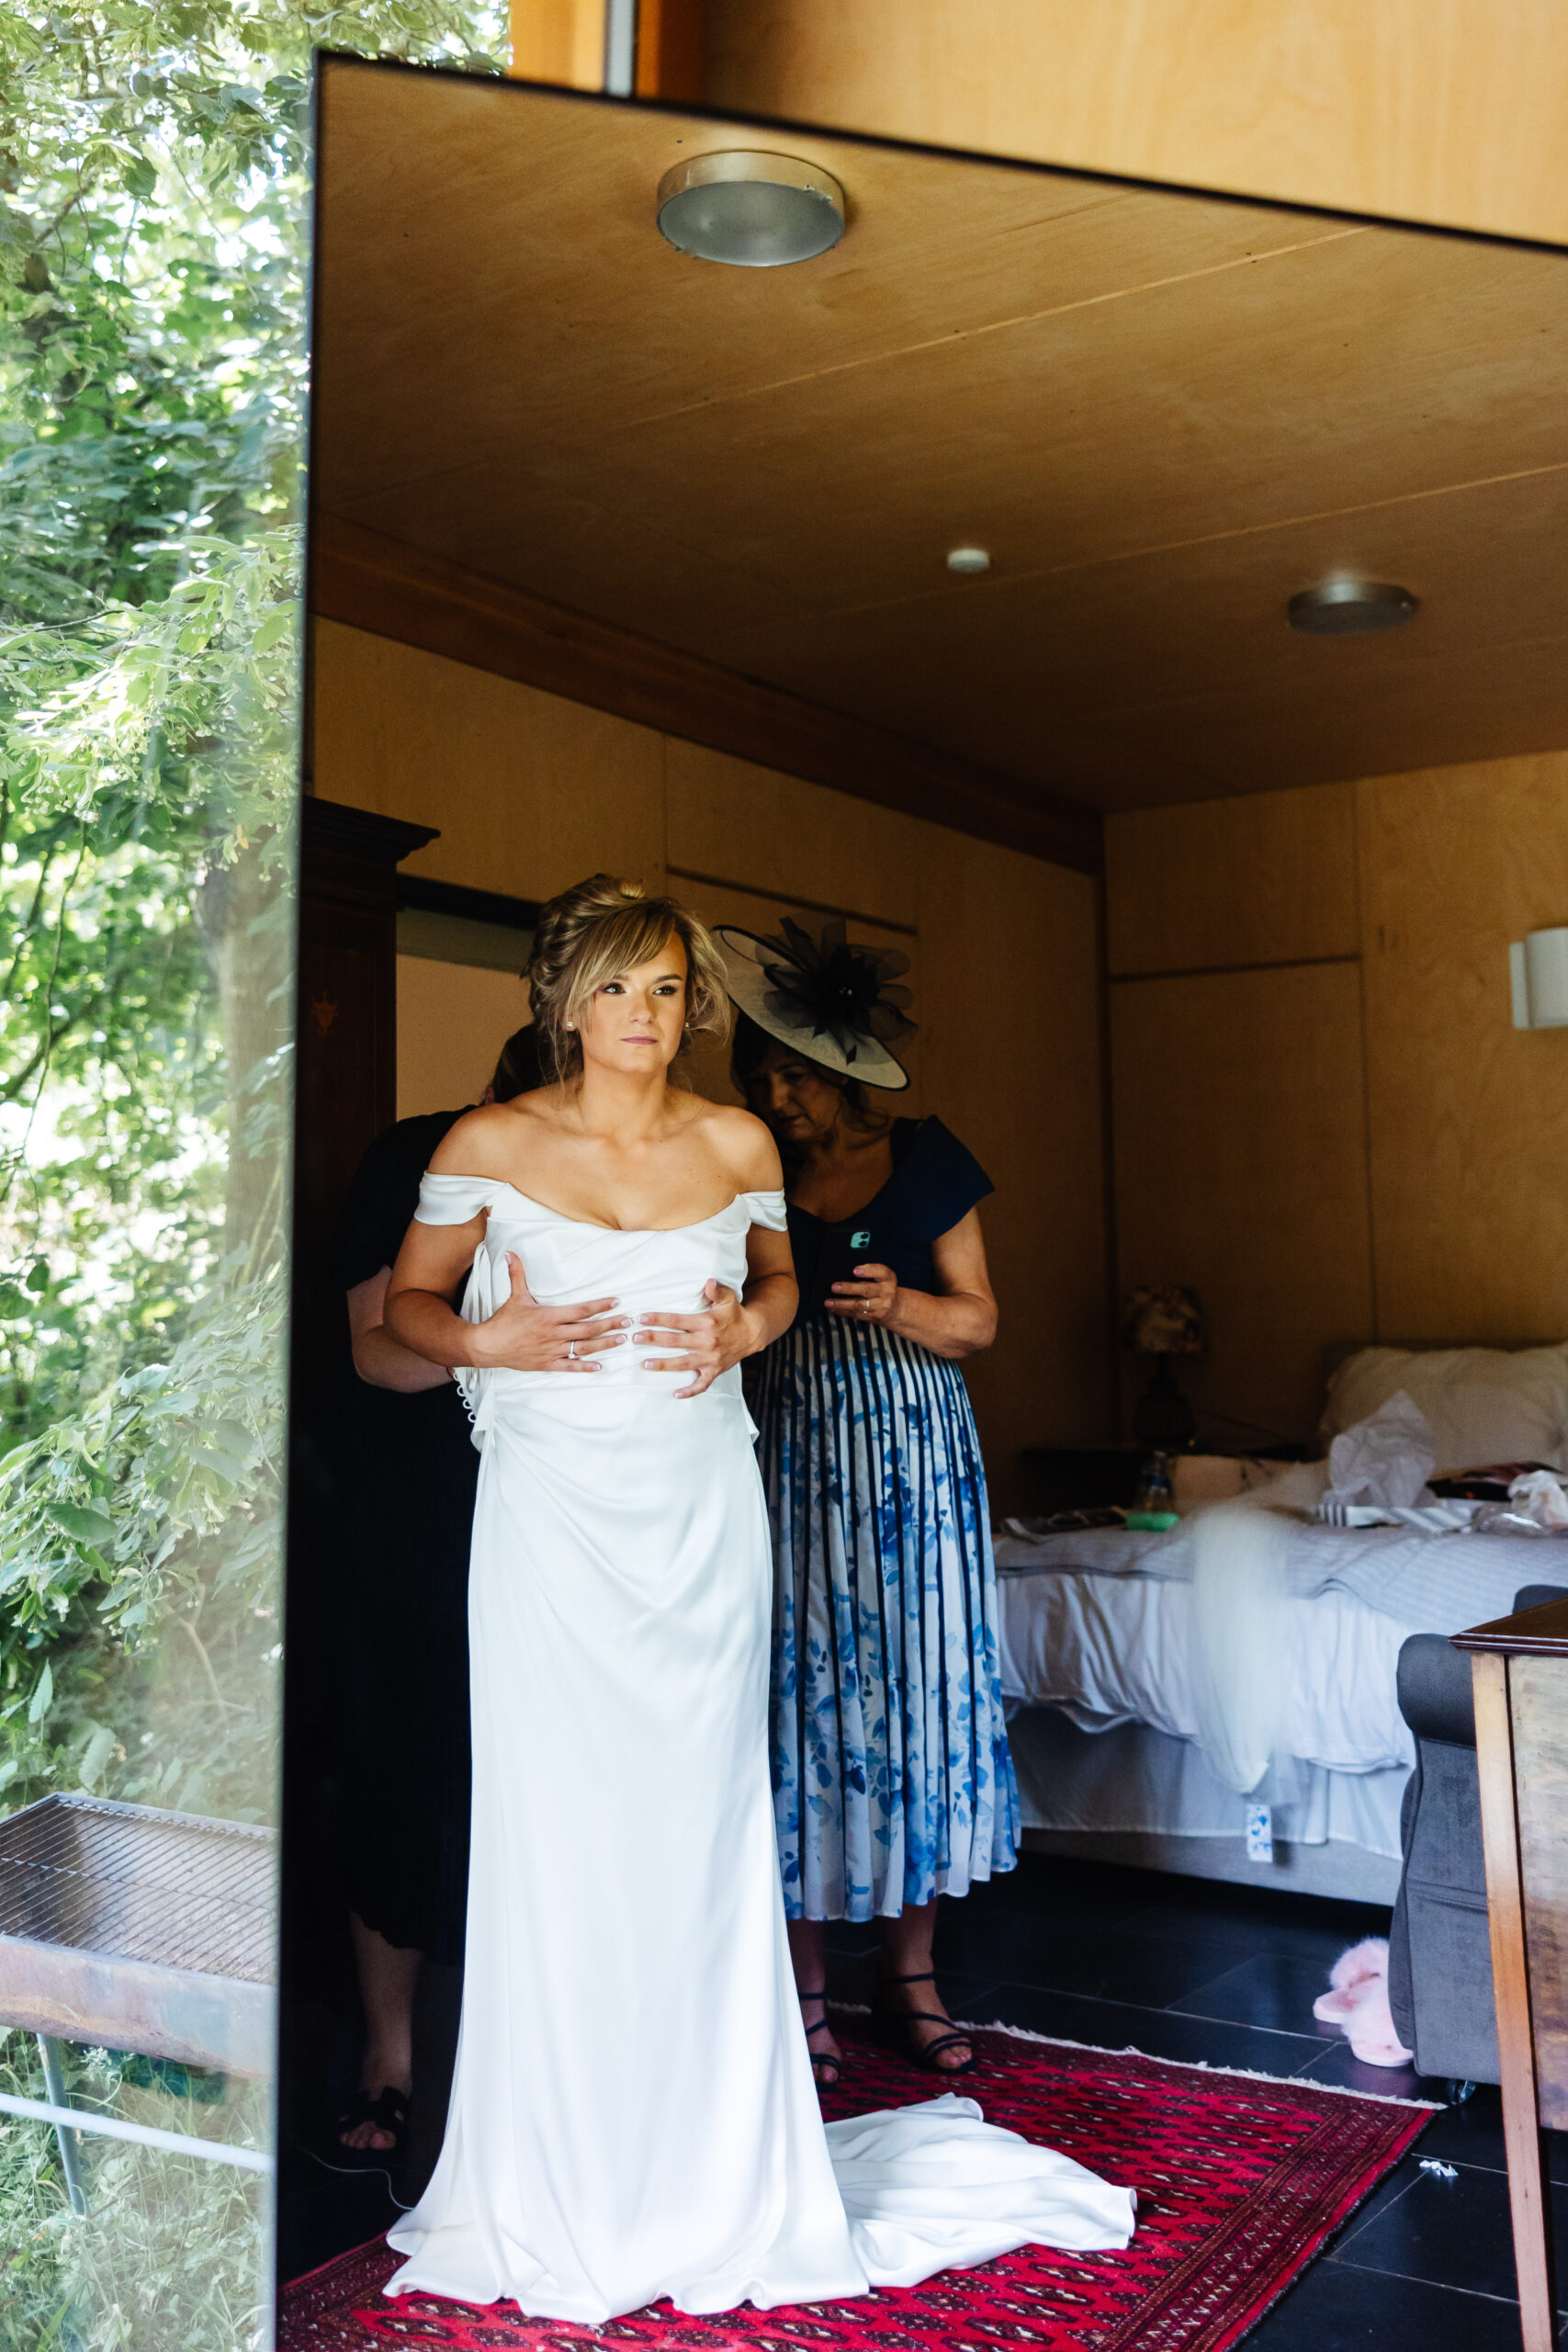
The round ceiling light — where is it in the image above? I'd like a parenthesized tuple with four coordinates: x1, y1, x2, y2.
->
(656, 152, 846, 268)
(946, 546, 991, 575)
(1286, 578, 1420, 636)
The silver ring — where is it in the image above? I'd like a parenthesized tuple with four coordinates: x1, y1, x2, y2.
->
(569, 1340, 576, 1360)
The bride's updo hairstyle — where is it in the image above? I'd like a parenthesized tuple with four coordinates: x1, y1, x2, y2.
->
(526, 874, 731, 1083)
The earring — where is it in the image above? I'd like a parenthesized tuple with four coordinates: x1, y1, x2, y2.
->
(565, 1021, 574, 1030)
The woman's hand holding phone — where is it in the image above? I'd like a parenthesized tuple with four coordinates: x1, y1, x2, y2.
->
(826, 1262, 898, 1326)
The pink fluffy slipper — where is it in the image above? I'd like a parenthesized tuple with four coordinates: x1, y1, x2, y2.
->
(1313, 1936, 1413, 2066)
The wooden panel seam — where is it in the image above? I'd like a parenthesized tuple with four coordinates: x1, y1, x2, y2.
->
(1094, 866, 1122, 1442)
(310, 516, 1104, 877)
(665, 865, 919, 936)
(1104, 786, 1362, 974)
(1107, 952, 1360, 986)
(1348, 784, 1381, 1345)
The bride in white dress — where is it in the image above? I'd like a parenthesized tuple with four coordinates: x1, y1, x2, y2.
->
(379, 875, 1134, 2322)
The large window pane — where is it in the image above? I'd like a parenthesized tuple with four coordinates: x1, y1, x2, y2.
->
(0, 9, 503, 2344)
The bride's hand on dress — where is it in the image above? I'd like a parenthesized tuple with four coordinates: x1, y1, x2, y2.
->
(634, 1281, 753, 1398)
(469, 1253, 631, 1373)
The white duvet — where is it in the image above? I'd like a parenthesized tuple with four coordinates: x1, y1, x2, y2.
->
(996, 1567, 1417, 1778)
(994, 1481, 1562, 1792)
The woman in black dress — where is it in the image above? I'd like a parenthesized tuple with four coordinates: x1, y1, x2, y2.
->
(333, 1023, 544, 2155)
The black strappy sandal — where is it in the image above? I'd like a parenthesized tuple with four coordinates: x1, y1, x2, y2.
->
(797, 1987, 842, 2091)
(333, 2085, 410, 2165)
(872, 1969, 976, 2075)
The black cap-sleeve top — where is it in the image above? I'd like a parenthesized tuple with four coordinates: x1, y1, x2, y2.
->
(785, 1116, 993, 1329)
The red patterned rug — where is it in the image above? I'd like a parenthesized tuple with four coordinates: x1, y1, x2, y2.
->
(279, 2022, 1430, 2352)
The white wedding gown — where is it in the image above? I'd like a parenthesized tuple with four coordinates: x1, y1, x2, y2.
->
(385, 1179, 1134, 2321)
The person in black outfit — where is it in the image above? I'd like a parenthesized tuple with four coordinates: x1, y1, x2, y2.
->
(332, 1022, 545, 2156)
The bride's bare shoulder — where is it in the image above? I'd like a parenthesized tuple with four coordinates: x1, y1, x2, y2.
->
(427, 1090, 570, 1176)
(689, 1100, 784, 1193)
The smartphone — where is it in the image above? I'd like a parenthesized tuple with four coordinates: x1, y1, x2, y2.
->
(805, 1222, 877, 1321)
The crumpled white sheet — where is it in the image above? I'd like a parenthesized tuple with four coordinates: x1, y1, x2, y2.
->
(1501, 1468, 1568, 1531)
(993, 1469, 1549, 1658)
(1324, 1390, 1436, 1512)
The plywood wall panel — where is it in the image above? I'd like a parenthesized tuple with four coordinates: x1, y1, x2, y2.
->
(665, 740, 925, 930)
(311, 619, 667, 902)
(1111, 960, 1375, 1442)
(510, 0, 604, 89)
(918, 839, 1111, 1504)
(702, 0, 1568, 246)
(321, 67, 1305, 514)
(397, 957, 531, 1118)
(1106, 785, 1359, 976)
(1358, 752, 1568, 1343)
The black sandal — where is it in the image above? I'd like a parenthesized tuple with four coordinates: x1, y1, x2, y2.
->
(872, 1969, 976, 2075)
(798, 1987, 842, 2091)
(333, 2085, 410, 2164)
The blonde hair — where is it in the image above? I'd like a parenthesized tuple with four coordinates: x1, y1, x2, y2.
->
(525, 874, 731, 1083)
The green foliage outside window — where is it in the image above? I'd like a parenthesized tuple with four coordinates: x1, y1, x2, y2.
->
(0, 6, 506, 2344)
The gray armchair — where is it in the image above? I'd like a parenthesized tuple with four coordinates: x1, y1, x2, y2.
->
(1387, 1581, 1566, 2086)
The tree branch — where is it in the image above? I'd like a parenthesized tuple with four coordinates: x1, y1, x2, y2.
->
(175, 1611, 233, 1715)
(0, 844, 55, 1003)
(11, 829, 89, 1170)
(0, 995, 100, 1106)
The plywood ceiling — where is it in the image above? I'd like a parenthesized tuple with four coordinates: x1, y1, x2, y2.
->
(312, 61, 1568, 814)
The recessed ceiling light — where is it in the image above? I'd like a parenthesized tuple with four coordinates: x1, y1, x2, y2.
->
(1287, 579, 1419, 636)
(946, 547, 991, 575)
(656, 153, 845, 268)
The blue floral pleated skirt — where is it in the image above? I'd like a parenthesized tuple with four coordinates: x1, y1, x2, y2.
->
(751, 1316, 1021, 1921)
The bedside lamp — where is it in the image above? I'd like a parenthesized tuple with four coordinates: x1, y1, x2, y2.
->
(1122, 1285, 1206, 1448)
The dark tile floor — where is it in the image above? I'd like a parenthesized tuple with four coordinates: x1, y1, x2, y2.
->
(835, 1849, 1567, 2347)
(280, 1849, 1567, 2345)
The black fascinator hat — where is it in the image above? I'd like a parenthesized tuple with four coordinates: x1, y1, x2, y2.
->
(716, 916, 915, 1091)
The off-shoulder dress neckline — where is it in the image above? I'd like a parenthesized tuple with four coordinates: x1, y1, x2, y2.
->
(422, 1171, 782, 1238)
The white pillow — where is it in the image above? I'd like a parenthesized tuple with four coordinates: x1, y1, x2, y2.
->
(1321, 1344, 1568, 1473)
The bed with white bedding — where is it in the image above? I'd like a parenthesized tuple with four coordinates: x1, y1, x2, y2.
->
(997, 1339, 1568, 1902)
(998, 1584, 1409, 1899)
